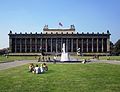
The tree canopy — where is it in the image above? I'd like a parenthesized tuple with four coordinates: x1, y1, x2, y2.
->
(113, 39, 120, 55)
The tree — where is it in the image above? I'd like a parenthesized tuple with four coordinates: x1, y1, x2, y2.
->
(0, 48, 8, 55)
(114, 39, 120, 55)
(110, 41, 114, 52)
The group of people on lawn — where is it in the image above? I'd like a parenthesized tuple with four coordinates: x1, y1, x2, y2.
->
(29, 63, 48, 74)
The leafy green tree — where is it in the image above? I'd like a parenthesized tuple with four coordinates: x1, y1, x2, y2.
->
(114, 39, 120, 55)
(110, 41, 114, 52)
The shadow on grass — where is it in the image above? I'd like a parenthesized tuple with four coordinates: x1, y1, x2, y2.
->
(26, 69, 55, 75)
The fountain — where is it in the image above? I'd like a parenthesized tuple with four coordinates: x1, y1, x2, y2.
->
(59, 43, 88, 63)
(60, 43, 84, 63)
(60, 43, 70, 62)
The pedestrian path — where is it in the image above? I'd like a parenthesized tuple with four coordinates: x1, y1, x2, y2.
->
(0, 60, 120, 71)
(0, 60, 37, 71)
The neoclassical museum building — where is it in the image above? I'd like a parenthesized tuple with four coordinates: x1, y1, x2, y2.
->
(8, 25, 111, 55)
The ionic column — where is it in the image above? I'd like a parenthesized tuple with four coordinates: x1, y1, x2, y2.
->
(81, 39, 83, 52)
(20, 39, 22, 53)
(107, 38, 110, 53)
(46, 39, 47, 52)
(51, 38, 52, 52)
(66, 38, 68, 52)
(25, 38, 27, 53)
(40, 38, 42, 49)
(87, 39, 88, 52)
(56, 38, 57, 53)
(9, 38, 12, 53)
(76, 39, 78, 50)
(35, 38, 37, 52)
(102, 39, 104, 52)
(97, 39, 98, 52)
(30, 38, 32, 52)
(71, 39, 73, 52)
(15, 38, 17, 53)
(92, 38, 93, 52)
(61, 38, 63, 52)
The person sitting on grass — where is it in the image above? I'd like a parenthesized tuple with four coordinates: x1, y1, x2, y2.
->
(34, 64, 41, 74)
(42, 63, 48, 71)
(40, 64, 44, 73)
(29, 63, 35, 72)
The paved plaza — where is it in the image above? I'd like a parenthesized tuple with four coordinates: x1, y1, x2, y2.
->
(0, 60, 37, 70)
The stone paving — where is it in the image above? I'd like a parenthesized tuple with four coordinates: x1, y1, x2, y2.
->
(0, 59, 120, 71)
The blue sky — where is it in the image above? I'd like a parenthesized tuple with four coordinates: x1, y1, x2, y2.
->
(0, 0, 120, 49)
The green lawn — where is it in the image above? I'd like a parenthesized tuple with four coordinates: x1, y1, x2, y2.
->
(0, 55, 54, 63)
(0, 63, 120, 92)
(71, 56, 120, 61)
(0, 55, 38, 63)
(99, 56, 120, 61)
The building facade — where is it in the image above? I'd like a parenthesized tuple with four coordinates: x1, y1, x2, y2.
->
(8, 25, 111, 55)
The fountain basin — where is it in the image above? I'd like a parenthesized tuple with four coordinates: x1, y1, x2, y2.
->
(61, 53, 70, 62)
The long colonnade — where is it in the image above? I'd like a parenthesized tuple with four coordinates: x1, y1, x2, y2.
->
(10, 37, 110, 54)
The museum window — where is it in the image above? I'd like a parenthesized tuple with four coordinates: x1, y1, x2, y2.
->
(98, 38, 102, 52)
(42, 38, 46, 52)
(37, 38, 41, 52)
(12, 38, 15, 52)
(57, 38, 61, 52)
(16, 38, 20, 53)
(73, 38, 77, 52)
(93, 38, 97, 52)
(32, 38, 35, 52)
(26, 38, 30, 52)
(68, 38, 71, 52)
(78, 38, 82, 52)
(47, 38, 51, 52)
(103, 38, 107, 52)
(21, 39, 25, 52)
(52, 38, 56, 52)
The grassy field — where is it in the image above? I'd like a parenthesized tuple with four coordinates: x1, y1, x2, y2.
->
(99, 56, 120, 61)
(71, 56, 120, 61)
(0, 63, 120, 92)
(0, 55, 55, 63)
(0, 55, 38, 63)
